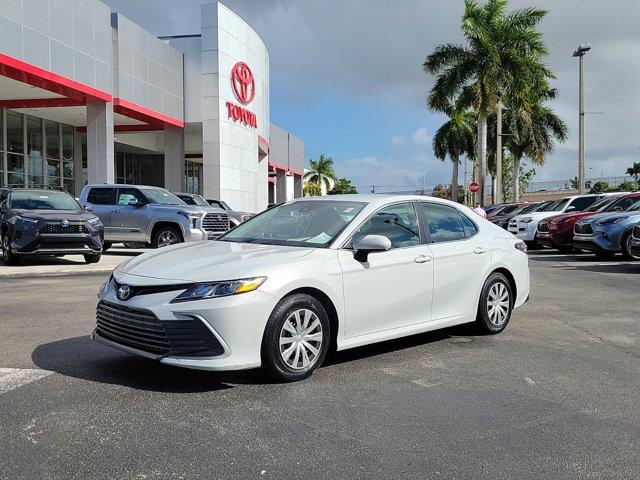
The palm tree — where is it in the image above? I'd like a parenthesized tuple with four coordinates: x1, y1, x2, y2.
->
(431, 95, 476, 202)
(503, 97, 568, 201)
(424, 0, 552, 205)
(626, 162, 640, 184)
(304, 154, 337, 194)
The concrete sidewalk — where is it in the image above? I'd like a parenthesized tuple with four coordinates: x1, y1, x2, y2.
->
(0, 246, 145, 278)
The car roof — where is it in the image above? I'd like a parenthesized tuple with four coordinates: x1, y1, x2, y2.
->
(85, 184, 161, 189)
(292, 194, 467, 208)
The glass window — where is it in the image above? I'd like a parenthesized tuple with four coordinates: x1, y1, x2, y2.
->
(0, 110, 4, 151)
(421, 203, 466, 243)
(28, 175, 44, 188)
(87, 188, 116, 205)
(177, 194, 197, 205)
(221, 200, 366, 248)
(116, 188, 145, 206)
(6, 111, 24, 154)
(45, 120, 60, 159)
(63, 160, 74, 178)
(350, 202, 420, 249)
(140, 188, 184, 205)
(460, 213, 478, 237)
(7, 153, 24, 174)
(47, 175, 61, 187)
(569, 196, 598, 212)
(45, 158, 61, 178)
(62, 124, 74, 161)
(63, 178, 75, 194)
(10, 190, 79, 210)
(27, 116, 43, 157)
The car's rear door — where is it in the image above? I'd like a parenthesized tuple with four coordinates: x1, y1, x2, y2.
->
(112, 188, 147, 241)
(420, 202, 492, 321)
(337, 201, 434, 338)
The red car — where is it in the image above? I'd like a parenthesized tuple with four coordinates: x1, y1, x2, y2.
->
(536, 192, 640, 252)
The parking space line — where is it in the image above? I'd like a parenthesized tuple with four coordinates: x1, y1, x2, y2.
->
(0, 368, 52, 395)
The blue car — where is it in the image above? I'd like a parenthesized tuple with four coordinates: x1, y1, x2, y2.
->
(573, 200, 640, 260)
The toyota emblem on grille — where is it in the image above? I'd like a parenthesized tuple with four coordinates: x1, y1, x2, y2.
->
(117, 284, 132, 301)
(60, 219, 70, 228)
(217, 215, 222, 221)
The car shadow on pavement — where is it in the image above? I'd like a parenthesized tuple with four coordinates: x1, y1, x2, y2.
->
(566, 263, 640, 274)
(31, 336, 266, 393)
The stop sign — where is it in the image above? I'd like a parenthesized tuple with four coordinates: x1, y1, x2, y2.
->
(468, 182, 480, 193)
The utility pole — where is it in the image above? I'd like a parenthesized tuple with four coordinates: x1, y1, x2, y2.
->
(573, 43, 591, 195)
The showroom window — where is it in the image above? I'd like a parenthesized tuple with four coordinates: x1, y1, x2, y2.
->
(0, 111, 4, 187)
(6, 111, 25, 187)
(350, 202, 421, 249)
(27, 116, 44, 187)
(421, 203, 466, 243)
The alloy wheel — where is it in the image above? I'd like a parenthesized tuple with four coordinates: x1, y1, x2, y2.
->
(2, 236, 9, 262)
(157, 231, 179, 247)
(487, 282, 510, 327)
(279, 309, 323, 370)
(625, 234, 640, 260)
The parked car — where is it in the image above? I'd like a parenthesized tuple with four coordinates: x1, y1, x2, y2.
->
(0, 188, 103, 265)
(537, 192, 640, 252)
(573, 199, 640, 259)
(493, 202, 546, 230)
(508, 194, 610, 247)
(93, 195, 530, 381)
(78, 185, 230, 249)
(487, 203, 526, 221)
(630, 224, 640, 258)
(205, 198, 254, 226)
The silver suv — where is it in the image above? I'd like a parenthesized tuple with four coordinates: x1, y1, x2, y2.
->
(78, 185, 230, 249)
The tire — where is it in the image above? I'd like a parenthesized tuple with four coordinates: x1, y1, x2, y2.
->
(621, 231, 640, 260)
(594, 250, 614, 260)
(102, 242, 112, 252)
(261, 293, 331, 382)
(2, 234, 19, 266)
(84, 253, 101, 264)
(152, 226, 183, 248)
(475, 272, 514, 334)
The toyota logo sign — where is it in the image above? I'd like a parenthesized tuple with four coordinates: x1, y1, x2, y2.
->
(117, 284, 132, 301)
(231, 61, 255, 104)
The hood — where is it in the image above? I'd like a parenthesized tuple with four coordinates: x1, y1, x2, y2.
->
(115, 240, 314, 283)
(13, 209, 96, 221)
(513, 211, 558, 222)
(545, 211, 593, 224)
(587, 211, 640, 224)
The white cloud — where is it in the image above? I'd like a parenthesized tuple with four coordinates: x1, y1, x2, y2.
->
(391, 134, 406, 147)
(412, 126, 431, 146)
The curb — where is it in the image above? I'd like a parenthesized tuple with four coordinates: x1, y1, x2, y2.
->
(0, 266, 116, 279)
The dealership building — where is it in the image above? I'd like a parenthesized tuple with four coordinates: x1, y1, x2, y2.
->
(0, 0, 304, 212)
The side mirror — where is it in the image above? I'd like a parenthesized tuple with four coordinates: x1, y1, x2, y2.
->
(354, 234, 392, 262)
(566, 206, 576, 212)
(84, 203, 94, 212)
(128, 198, 139, 207)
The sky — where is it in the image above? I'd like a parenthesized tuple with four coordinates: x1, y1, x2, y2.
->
(102, 0, 640, 193)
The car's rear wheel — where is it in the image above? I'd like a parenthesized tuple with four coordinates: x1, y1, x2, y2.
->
(621, 231, 640, 260)
(2, 234, 19, 266)
(152, 226, 183, 248)
(261, 293, 331, 382)
(475, 272, 513, 334)
(84, 253, 101, 264)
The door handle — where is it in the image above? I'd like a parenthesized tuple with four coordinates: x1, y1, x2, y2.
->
(111, 209, 119, 214)
(414, 254, 433, 263)
(473, 247, 488, 254)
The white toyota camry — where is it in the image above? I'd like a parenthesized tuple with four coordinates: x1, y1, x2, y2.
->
(94, 195, 530, 381)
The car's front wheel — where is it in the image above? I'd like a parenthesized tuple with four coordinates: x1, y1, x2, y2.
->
(475, 272, 513, 334)
(261, 293, 331, 382)
(84, 253, 101, 264)
(621, 231, 640, 260)
(152, 226, 183, 248)
(2, 234, 19, 266)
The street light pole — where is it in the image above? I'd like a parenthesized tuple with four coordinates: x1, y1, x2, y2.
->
(573, 43, 591, 195)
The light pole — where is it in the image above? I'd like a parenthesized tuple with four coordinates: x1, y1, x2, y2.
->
(573, 42, 591, 194)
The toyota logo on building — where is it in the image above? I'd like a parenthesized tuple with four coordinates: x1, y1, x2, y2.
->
(117, 284, 132, 301)
(231, 61, 255, 104)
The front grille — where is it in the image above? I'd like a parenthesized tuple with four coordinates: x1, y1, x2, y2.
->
(95, 301, 224, 357)
(202, 213, 230, 233)
(39, 223, 90, 235)
(574, 223, 593, 235)
(537, 222, 549, 233)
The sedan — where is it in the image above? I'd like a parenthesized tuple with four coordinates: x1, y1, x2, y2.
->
(93, 195, 530, 381)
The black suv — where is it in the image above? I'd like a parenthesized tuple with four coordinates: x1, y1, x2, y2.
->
(0, 188, 104, 265)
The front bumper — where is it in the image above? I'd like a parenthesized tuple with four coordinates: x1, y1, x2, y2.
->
(184, 228, 226, 242)
(92, 276, 279, 371)
(11, 228, 103, 255)
(536, 227, 573, 249)
(508, 221, 537, 242)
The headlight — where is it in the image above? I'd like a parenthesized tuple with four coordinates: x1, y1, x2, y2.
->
(171, 277, 267, 303)
(597, 217, 624, 225)
(87, 217, 102, 226)
(520, 217, 534, 223)
(17, 216, 38, 225)
(241, 214, 254, 222)
(178, 211, 203, 228)
(98, 274, 113, 298)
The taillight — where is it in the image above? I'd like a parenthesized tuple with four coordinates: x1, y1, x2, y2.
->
(515, 240, 527, 253)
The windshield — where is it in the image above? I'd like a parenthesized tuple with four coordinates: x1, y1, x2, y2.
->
(192, 194, 211, 207)
(627, 200, 640, 212)
(530, 201, 552, 212)
(141, 189, 185, 206)
(220, 200, 366, 247)
(10, 191, 79, 211)
(585, 195, 620, 212)
(178, 195, 197, 205)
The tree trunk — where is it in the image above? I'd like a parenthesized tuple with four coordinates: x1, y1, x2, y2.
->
(477, 115, 488, 206)
(451, 153, 460, 203)
(512, 155, 522, 202)
(495, 99, 503, 204)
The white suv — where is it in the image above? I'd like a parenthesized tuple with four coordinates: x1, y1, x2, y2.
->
(508, 194, 608, 246)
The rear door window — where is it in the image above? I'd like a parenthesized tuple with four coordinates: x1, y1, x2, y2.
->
(87, 188, 116, 205)
(570, 196, 598, 212)
(420, 203, 466, 243)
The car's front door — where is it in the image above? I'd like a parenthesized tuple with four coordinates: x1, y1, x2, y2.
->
(337, 202, 434, 338)
(111, 188, 147, 241)
(420, 202, 492, 321)
(86, 187, 115, 240)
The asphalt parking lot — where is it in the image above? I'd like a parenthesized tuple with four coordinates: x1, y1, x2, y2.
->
(0, 251, 638, 479)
